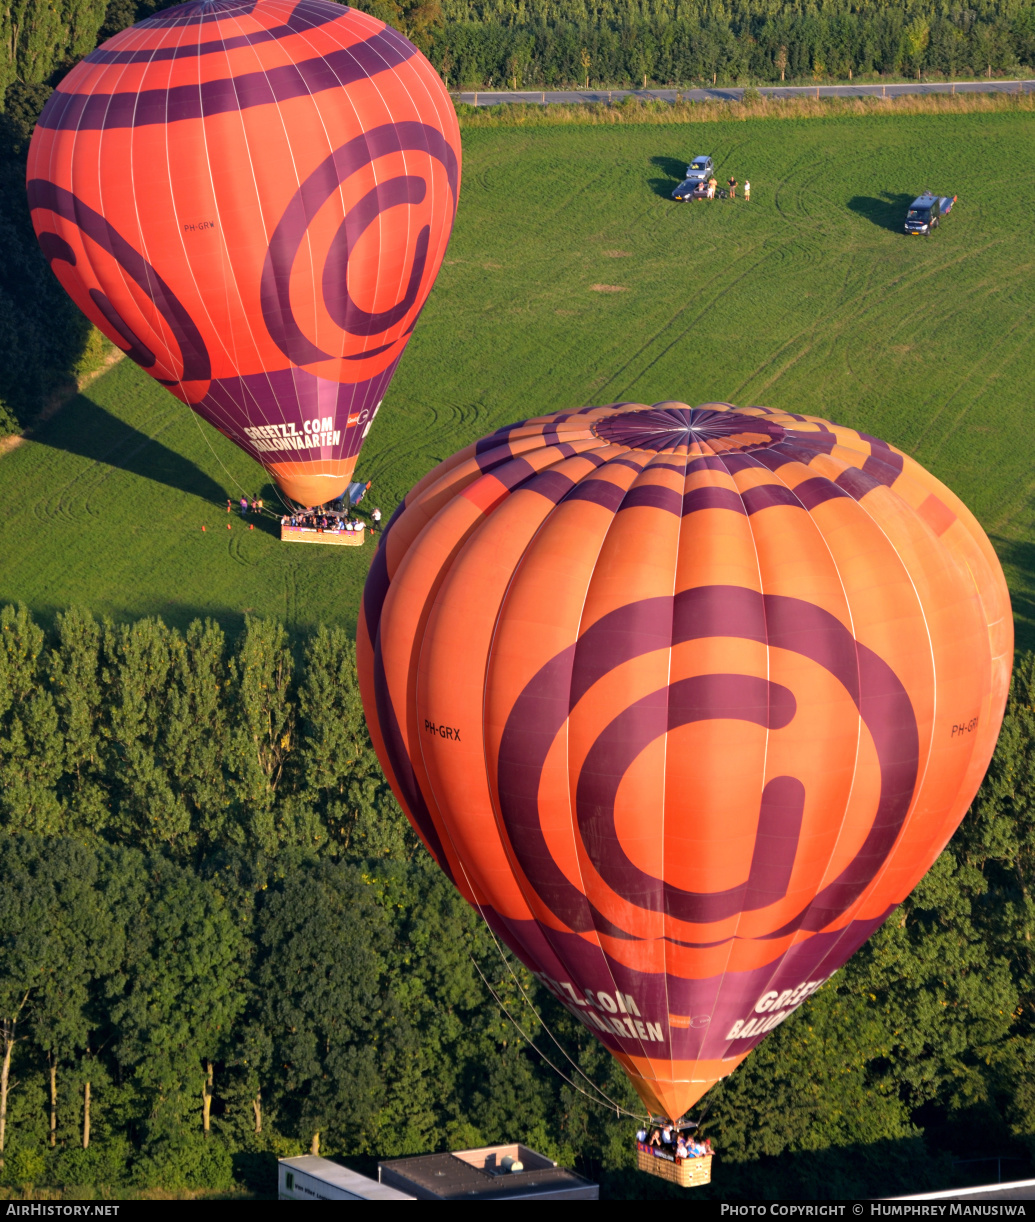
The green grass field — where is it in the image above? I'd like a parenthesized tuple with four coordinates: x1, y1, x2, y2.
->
(2, 107, 1034, 646)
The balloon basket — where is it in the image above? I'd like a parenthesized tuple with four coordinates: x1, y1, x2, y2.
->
(636, 1146, 712, 1188)
(280, 524, 365, 547)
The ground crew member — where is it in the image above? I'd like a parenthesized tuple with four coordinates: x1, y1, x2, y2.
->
(728, 176, 738, 200)
(707, 175, 717, 199)
(744, 179, 751, 201)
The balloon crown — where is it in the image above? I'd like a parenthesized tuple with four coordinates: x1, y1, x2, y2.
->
(592, 405, 786, 453)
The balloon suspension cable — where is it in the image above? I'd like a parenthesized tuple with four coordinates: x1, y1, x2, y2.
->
(180, 403, 302, 519)
(447, 851, 642, 1119)
(467, 953, 644, 1121)
(182, 402, 254, 501)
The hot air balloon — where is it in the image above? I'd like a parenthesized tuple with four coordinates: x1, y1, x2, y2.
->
(357, 400, 1012, 1124)
(27, 0, 460, 508)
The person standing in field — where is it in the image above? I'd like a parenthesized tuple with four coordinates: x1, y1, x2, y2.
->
(226, 498, 232, 513)
(728, 176, 738, 200)
(707, 175, 717, 199)
(744, 179, 751, 201)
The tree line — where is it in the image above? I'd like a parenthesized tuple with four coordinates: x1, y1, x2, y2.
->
(368, 0, 1035, 88)
(1, 600, 1035, 1197)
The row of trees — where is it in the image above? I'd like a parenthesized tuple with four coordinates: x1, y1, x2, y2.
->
(422, 10, 1035, 88)
(1, 601, 1035, 1196)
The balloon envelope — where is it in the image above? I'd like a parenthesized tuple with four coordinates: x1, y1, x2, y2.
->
(27, 0, 460, 507)
(358, 401, 1012, 1120)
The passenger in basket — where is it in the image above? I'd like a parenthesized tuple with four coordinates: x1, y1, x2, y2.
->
(674, 1136, 688, 1160)
(636, 1126, 648, 1144)
(647, 1127, 663, 1147)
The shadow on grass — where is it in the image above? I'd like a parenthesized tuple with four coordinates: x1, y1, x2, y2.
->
(847, 192, 914, 232)
(992, 533, 1035, 656)
(32, 392, 229, 506)
(649, 154, 688, 199)
(0, 597, 257, 644)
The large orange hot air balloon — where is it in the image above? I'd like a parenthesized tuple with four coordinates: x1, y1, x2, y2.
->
(358, 400, 1012, 1121)
(27, 0, 460, 508)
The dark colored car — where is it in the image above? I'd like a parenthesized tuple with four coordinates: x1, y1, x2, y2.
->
(904, 192, 956, 235)
(672, 179, 712, 202)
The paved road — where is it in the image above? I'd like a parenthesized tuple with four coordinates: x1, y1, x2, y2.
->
(455, 79, 1035, 106)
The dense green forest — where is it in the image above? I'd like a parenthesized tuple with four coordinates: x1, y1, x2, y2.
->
(1, 601, 1034, 1197)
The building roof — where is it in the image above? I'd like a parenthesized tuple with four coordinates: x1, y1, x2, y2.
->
(378, 1143, 598, 1201)
(890, 1178, 1035, 1201)
(279, 1155, 414, 1201)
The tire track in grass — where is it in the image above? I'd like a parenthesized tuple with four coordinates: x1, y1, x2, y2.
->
(602, 151, 852, 400)
(604, 234, 805, 398)
(731, 235, 859, 401)
(918, 299, 1035, 466)
(77, 416, 183, 523)
(741, 236, 1006, 408)
(43, 407, 181, 525)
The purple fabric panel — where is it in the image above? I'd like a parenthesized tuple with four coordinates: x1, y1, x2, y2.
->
(491, 457, 539, 492)
(792, 476, 851, 511)
(494, 645, 609, 936)
(606, 456, 649, 474)
(745, 776, 806, 907)
(671, 583, 768, 650)
(741, 483, 801, 514)
(193, 364, 397, 468)
(620, 484, 681, 515)
(87, 1, 341, 62)
(564, 478, 628, 513)
(39, 25, 417, 131)
(571, 596, 676, 707)
(752, 447, 796, 472)
(779, 431, 839, 456)
(685, 455, 734, 476)
(713, 452, 758, 475)
(527, 469, 576, 505)
(138, 0, 261, 27)
(481, 907, 893, 1064)
(476, 427, 520, 455)
(593, 406, 786, 453)
(37, 232, 76, 265)
(682, 486, 746, 516)
(861, 447, 905, 486)
(835, 466, 883, 501)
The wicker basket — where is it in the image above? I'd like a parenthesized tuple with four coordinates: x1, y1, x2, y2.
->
(636, 1147, 713, 1187)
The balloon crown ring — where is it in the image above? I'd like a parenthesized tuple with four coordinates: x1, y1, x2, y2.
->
(592, 405, 786, 453)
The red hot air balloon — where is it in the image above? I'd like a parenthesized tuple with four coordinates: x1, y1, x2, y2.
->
(358, 400, 1012, 1122)
(27, 0, 460, 508)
